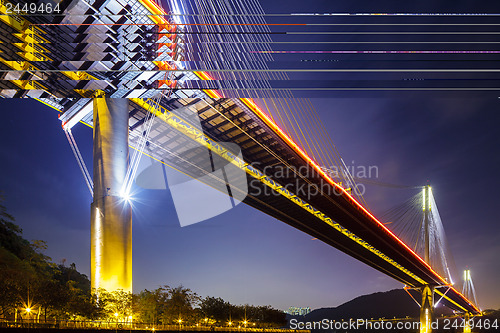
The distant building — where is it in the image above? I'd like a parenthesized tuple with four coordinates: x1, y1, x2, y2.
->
(286, 307, 311, 316)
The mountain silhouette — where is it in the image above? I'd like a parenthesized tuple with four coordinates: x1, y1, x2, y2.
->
(289, 289, 454, 323)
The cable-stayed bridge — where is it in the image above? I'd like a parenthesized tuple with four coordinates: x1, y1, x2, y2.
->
(0, 0, 485, 331)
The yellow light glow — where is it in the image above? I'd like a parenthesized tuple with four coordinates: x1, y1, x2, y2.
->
(422, 188, 426, 211)
(25, 308, 31, 313)
(228, 321, 232, 326)
(94, 207, 102, 291)
(114, 313, 119, 317)
(428, 186, 432, 211)
(178, 319, 182, 324)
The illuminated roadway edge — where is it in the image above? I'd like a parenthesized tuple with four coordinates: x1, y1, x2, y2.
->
(143, 0, 480, 313)
(133, 98, 480, 315)
(19, 0, 479, 315)
(37, 91, 480, 315)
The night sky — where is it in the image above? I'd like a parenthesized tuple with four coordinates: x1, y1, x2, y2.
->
(1, 0, 500, 312)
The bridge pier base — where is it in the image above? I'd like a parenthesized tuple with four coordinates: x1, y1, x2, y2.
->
(90, 97, 132, 293)
(420, 285, 435, 333)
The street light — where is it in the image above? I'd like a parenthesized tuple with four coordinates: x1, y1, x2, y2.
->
(25, 307, 32, 323)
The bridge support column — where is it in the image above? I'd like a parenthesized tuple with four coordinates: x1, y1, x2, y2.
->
(463, 313, 471, 333)
(90, 97, 132, 293)
(420, 285, 435, 333)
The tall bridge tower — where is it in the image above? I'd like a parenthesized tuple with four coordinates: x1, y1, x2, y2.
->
(90, 96, 132, 293)
(420, 185, 434, 333)
(462, 270, 479, 333)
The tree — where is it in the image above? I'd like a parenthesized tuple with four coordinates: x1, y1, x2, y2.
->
(0, 195, 286, 328)
(0, 247, 32, 317)
(0, 197, 96, 322)
(95, 288, 133, 322)
(133, 288, 168, 325)
(161, 285, 200, 324)
(0, 198, 29, 259)
(0, 198, 39, 318)
(201, 296, 231, 324)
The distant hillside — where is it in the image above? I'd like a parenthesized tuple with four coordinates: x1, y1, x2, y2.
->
(289, 289, 454, 323)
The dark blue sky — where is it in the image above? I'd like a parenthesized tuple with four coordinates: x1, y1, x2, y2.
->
(1, 93, 499, 310)
(1, 0, 500, 312)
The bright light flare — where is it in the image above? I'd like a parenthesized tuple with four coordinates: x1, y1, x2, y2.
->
(119, 191, 133, 202)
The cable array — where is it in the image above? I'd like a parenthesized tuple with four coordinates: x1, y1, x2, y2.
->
(381, 188, 458, 286)
(64, 128, 94, 196)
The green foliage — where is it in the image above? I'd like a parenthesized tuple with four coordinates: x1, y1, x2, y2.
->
(201, 296, 231, 323)
(0, 197, 285, 327)
(131, 285, 201, 325)
(162, 285, 200, 323)
(0, 198, 27, 260)
(94, 288, 133, 321)
(133, 287, 167, 324)
(0, 197, 94, 320)
(0, 247, 32, 316)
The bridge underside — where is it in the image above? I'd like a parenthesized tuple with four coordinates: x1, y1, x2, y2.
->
(78, 96, 478, 314)
(0, 0, 479, 315)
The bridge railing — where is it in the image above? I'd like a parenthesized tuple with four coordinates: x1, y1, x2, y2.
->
(0, 320, 299, 332)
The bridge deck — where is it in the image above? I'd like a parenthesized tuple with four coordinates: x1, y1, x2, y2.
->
(0, 0, 480, 315)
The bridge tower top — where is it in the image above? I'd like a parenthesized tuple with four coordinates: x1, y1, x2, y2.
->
(422, 185, 432, 264)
